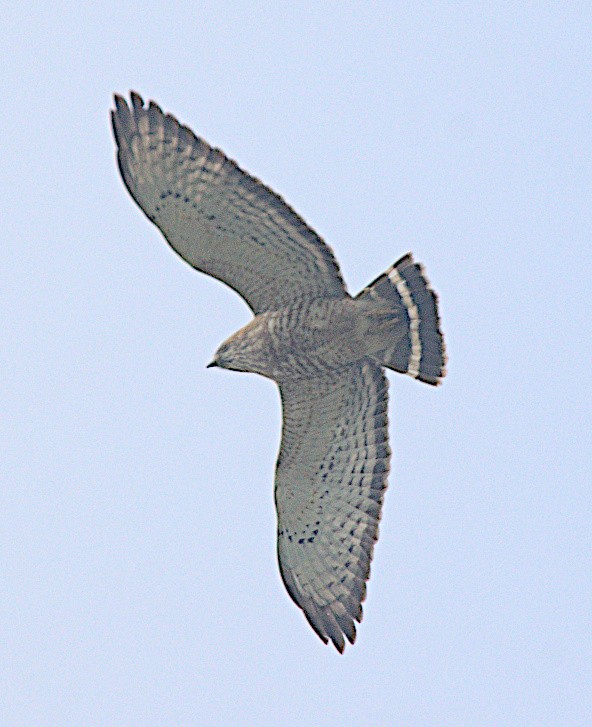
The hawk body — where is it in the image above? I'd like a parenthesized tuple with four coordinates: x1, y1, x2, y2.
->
(212, 297, 405, 380)
(112, 93, 446, 652)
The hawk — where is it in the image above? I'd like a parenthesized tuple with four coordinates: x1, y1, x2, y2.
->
(112, 92, 446, 652)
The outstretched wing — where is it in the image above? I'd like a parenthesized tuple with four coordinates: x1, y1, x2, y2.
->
(111, 93, 347, 313)
(275, 362, 390, 652)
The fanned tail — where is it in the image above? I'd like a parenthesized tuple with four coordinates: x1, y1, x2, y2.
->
(356, 253, 447, 385)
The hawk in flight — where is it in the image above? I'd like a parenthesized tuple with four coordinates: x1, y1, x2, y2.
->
(112, 92, 446, 652)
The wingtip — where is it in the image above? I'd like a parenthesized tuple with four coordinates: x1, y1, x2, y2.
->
(332, 638, 345, 654)
(111, 94, 133, 146)
(148, 99, 163, 114)
(130, 90, 144, 109)
(111, 91, 145, 109)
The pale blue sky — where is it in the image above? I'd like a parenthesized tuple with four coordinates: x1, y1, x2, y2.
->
(2, 3, 591, 725)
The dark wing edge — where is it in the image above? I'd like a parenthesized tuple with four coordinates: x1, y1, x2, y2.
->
(111, 92, 347, 313)
(275, 362, 391, 652)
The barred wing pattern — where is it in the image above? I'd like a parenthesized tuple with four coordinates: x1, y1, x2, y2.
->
(112, 93, 347, 313)
(275, 362, 390, 652)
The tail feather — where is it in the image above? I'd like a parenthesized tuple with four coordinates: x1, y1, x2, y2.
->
(356, 253, 447, 385)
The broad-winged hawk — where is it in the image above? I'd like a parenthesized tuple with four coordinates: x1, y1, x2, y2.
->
(112, 92, 446, 652)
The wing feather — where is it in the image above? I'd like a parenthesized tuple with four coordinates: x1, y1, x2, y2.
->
(112, 92, 347, 313)
(275, 362, 390, 651)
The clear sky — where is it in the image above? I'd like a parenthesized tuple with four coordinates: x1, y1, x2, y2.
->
(2, 2, 590, 725)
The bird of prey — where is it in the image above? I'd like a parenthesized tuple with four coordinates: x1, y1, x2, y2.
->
(111, 92, 446, 652)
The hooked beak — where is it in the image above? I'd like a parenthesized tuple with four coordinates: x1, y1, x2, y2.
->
(206, 359, 218, 369)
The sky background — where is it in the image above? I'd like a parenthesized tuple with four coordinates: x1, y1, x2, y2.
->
(2, 2, 591, 725)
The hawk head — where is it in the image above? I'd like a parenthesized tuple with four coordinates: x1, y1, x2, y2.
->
(207, 315, 274, 377)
